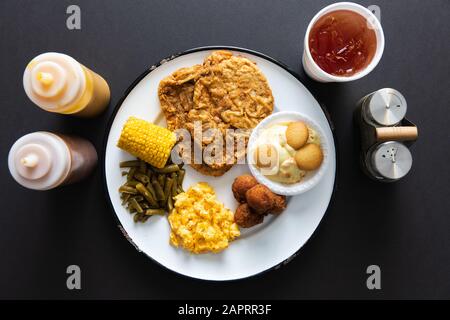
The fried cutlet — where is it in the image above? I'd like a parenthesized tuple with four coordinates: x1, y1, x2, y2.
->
(158, 51, 274, 176)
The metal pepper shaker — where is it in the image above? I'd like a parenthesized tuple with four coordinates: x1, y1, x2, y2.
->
(360, 88, 407, 127)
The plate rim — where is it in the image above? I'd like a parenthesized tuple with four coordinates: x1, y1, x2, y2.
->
(101, 45, 339, 282)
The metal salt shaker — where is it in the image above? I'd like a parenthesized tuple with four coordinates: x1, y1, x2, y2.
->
(364, 141, 413, 182)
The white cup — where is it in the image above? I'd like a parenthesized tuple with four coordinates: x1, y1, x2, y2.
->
(303, 2, 385, 82)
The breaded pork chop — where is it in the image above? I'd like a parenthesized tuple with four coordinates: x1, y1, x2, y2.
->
(197, 51, 274, 129)
(158, 51, 274, 176)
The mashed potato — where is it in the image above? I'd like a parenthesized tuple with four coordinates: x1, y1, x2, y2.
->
(168, 182, 240, 254)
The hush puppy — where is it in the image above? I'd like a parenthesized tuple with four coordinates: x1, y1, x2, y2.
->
(234, 203, 264, 228)
(232, 174, 258, 203)
(246, 184, 287, 215)
(271, 194, 287, 214)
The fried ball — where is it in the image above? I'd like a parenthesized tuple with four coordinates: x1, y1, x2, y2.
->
(245, 184, 276, 214)
(246, 184, 287, 215)
(271, 194, 287, 215)
(234, 203, 264, 228)
(232, 175, 258, 203)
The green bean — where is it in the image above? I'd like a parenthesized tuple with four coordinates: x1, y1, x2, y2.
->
(119, 186, 138, 194)
(130, 195, 144, 202)
(120, 157, 187, 223)
(145, 209, 165, 216)
(120, 160, 141, 168)
(151, 177, 165, 201)
(139, 160, 147, 173)
(129, 198, 144, 214)
(171, 173, 178, 198)
(126, 202, 136, 212)
(135, 183, 158, 207)
(134, 172, 150, 184)
(154, 164, 180, 174)
(133, 212, 143, 223)
(177, 169, 185, 188)
(167, 196, 174, 212)
(121, 193, 131, 205)
(157, 174, 165, 190)
(125, 180, 140, 187)
(146, 182, 157, 200)
(127, 167, 136, 181)
(164, 178, 174, 202)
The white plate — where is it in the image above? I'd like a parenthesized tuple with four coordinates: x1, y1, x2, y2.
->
(104, 47, 336, 281)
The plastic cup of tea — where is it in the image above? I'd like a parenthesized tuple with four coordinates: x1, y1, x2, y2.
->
(303, 2, 385, 82)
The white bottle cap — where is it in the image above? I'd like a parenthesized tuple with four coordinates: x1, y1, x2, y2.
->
(8, 132, 71, 190)
(23, 52, 86, 113)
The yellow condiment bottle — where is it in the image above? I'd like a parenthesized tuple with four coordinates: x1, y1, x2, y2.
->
(23, 52, 110, 117)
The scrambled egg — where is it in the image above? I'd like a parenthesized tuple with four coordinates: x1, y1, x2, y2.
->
(168, 182, 240, 254)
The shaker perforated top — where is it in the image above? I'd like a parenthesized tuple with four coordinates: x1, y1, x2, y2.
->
(365, 88, 407, 126)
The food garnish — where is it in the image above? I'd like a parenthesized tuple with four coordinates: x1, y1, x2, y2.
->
(117, 116, 177, 169)
(168, 182, 240, 254)
(118, 158, 185, 223)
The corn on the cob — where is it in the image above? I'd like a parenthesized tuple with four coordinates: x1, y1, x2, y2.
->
(117, 117, 176, 168)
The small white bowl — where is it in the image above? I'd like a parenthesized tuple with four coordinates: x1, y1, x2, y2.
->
(247, 111, 330, 196)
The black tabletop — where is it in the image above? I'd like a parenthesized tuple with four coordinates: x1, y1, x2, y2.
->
(0, 0, 449, 299)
